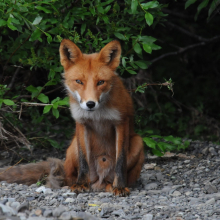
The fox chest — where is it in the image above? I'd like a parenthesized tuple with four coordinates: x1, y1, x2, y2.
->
(85, 120, 116, 153)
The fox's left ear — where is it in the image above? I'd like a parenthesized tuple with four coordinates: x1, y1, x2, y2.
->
(98, 40, 121, 70)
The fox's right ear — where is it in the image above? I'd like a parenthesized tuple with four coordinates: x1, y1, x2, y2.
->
(59, 39, 82, 69)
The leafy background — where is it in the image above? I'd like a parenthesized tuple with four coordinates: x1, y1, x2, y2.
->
(0, 0, 220, 156)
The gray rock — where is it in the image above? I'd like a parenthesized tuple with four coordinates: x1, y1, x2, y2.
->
(62, 192, 77, 198)
(27, 217, 46, 220)
(143, 214, 153, 220)
(17, 202, 29, 212)
(100, 207, 113, 217)
(11, 201, 21, 209)
(76, 212, 98, 220)
(0, 199, 8, 205)
(49, 198, 57, 205)
(0, 203, 17, 216)
(64, 197, 75, 203)
(205, 183, 218, 194)
(59, 211, 72, 220)
(43, 209, 52, 217)
(52, 206, 66, 217)
(112, 209, 125, 217)
(156, 172, 163, 181)
(144, 183, 158, 190)
(206, 198, 215, 205)
(171, 191, 181, 197)
(209, 147, 218, 156)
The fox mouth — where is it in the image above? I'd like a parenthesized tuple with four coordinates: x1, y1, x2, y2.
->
(87, 109, 95, 112)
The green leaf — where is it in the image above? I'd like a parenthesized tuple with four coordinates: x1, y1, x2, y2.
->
(122, 57, 127, 67)
(157, 142, 166, 152)
(36, 6, 52, 13)
(158, 142, 176, 151)
(184, 140, 190, 148)
(143, 137, 157, 149)
(97, 6, 104, 14)
(134, 60, 148, 69)
(143, 44, 152, 54)
(7, 23, 17, 31)
(127, 69, 137, 74)
(43, 105, 52, 114)
(52, 108, 59, 119)
(152, 149, 164, 157)
(208, 0, 220, 17)
(150, 135, 162, 138)
(151, 43, 161, 50)
(131, 0, 138, 14)
(30, 29, 42, 41)
(133, 43, 142, 54)
(26, 85, 38, 93)
(57, 97, 69, 106)
(53, 102, 59, 109)
(140, 36, 157, 43)
(51, 97, 60, 104)
(45, 33, 52, 43)
(141, 1, 159, 10)
(102, 15, 109, 24)
(3, 99, 15, 106)
(48, 138, 60, 148)
(114, 32, 126, 40)
(33, 15, 43, 25)
(145, 12, 154, 26)
(195, 0, 210, 20)
(163, 135, 182, 145)
(45, 79, 57, 86)
(11, 18, 20, 25)
(104, 5, 111, 13)
(0, 19, 7, 26)
(0, 99, 3, 109)
(48, 69, 56, 80)
(185, 0, 197, 9)
(37, 93, 49, 103)
(81, 23, 86, 35)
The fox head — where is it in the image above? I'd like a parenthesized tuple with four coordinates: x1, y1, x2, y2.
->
(59, 39, 121, 116)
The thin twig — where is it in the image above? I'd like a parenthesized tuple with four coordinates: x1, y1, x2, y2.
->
(15, 86, 63, 100)
(20, 102, 69, 108)
(150, 42, 206, 65)
(8, 67, 21, 89)
(166, 21, 220, 42)
(0, 113, 31, 150)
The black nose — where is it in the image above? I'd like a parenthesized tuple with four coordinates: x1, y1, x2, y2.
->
(86, 101, 95, 109)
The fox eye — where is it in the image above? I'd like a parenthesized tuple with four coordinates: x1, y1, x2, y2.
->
(76, 80, 83, 85)
(97, 80, 104, 86)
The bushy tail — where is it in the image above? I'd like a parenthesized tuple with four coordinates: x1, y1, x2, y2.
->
(0, 158, 65, 188)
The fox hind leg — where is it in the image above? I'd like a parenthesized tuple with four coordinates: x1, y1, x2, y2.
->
(127, 134, 145, 186)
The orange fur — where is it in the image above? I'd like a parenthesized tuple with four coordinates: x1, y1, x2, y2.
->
(0, 40, 144, 197)
(61, 39, 145, 196)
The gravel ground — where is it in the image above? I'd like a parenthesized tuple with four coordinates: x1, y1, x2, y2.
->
(1, 140, 220, 220)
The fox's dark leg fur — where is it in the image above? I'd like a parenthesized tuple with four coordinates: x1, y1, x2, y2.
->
(0, 158, 65, 188)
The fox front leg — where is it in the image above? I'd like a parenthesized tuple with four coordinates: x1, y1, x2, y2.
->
(70, 123, 90, 193)
(112, 118, 130, 196)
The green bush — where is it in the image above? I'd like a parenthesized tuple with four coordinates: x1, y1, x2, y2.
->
(0, 0, 170, 152)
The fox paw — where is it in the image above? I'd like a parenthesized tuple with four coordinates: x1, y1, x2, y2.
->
(70, 183, 90, 193)
(112, 187, 130, 197)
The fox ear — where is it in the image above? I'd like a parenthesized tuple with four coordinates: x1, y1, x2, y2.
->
(59, 39, 82, 69)
(98, 40, 121, 70)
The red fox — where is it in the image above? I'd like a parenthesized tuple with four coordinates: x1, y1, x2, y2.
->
(0, 40, 144, 196)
